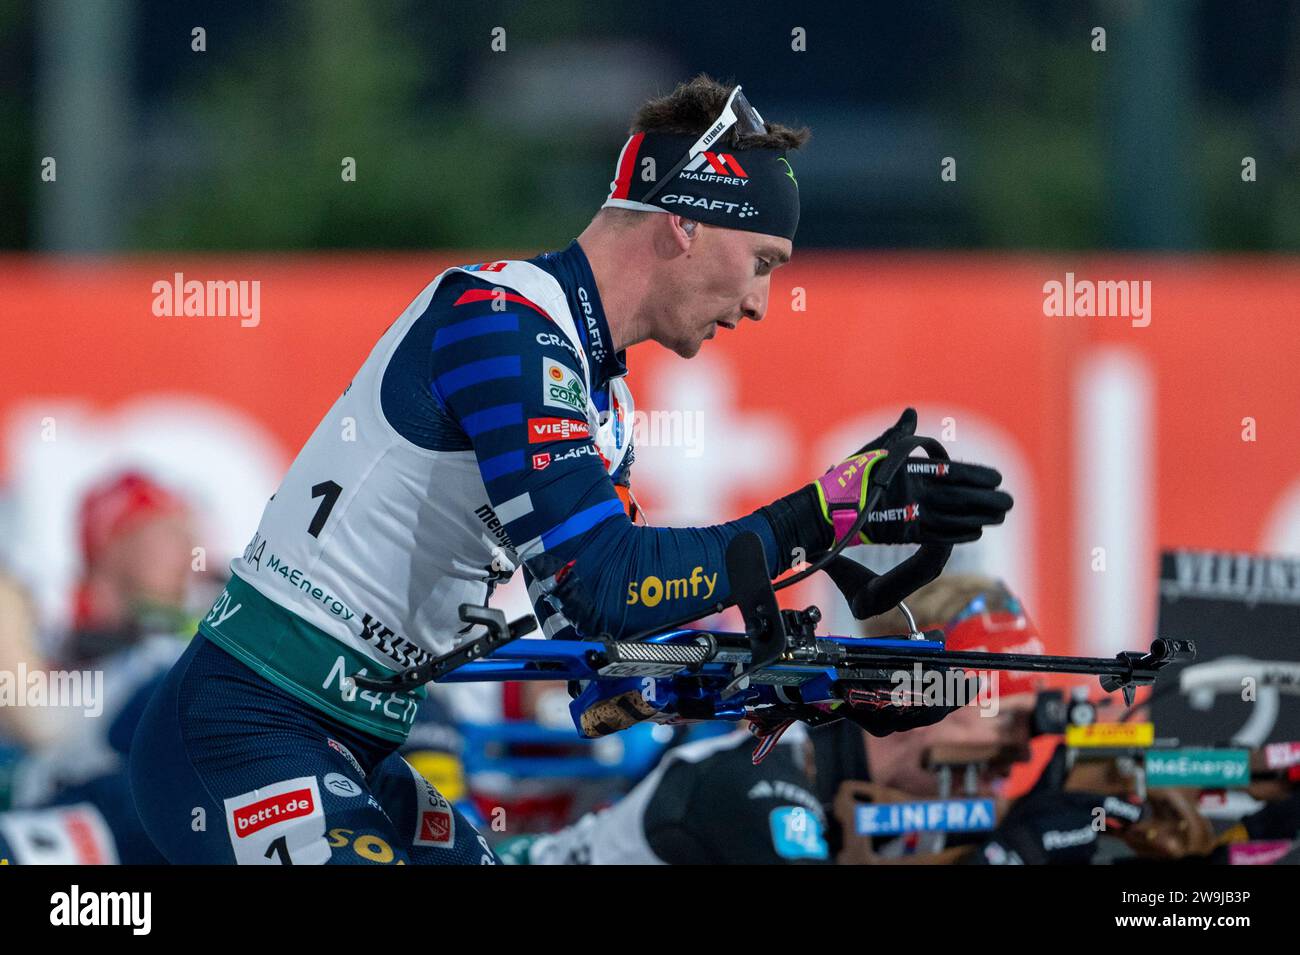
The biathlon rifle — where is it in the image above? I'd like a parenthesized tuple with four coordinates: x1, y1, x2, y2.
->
(351, 418, 1195, 751)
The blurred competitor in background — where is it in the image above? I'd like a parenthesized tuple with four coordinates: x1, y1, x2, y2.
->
(497, 720, 829, 865)
(130, 74, 1012, 865)
(0, 471, 208, 864)
(828, 575, 1141, 865)
(0, 570, 47, 752)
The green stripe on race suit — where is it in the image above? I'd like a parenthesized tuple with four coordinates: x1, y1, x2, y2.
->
(199, 573, 424, 743)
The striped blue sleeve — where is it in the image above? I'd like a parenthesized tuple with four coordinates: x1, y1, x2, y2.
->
(425, 276, 781, 637)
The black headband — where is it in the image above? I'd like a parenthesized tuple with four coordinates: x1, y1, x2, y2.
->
(603, 131, 800, 241)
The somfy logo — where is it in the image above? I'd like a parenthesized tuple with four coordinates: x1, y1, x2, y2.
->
(50, 885, 151, 935)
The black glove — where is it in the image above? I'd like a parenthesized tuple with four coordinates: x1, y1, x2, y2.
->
(815, 409, 1014, 546)
(969, 745, 1139, 865)
(866, 456, 1012, 546)
(840, 669, 977, 737)
(851, 407, 921, 457)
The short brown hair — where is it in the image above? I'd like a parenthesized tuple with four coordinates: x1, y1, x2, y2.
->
(630, 74, 809, 152)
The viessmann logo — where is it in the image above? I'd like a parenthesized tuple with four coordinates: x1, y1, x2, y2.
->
(626, 566, 718, 607)
(528, 416, 591, 443)
(232, 788, 316, 837)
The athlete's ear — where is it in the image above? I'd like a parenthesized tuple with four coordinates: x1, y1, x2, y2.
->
(668, 215, 698, 251)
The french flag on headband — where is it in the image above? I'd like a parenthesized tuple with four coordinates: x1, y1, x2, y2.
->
(607, 132, 645, 202)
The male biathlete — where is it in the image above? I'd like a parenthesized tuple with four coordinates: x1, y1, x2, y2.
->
(129, 75, 1013, 865)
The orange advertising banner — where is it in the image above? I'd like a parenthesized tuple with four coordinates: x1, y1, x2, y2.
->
(4, 253, 1299, 661)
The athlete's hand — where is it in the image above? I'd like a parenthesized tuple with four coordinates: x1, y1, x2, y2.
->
(812, 409, 1013, 545)
(970, 745, 1140, 865)
(843, 700, 964, 737)
(840, 668, 977, 737)
(1122, 788, 1215, 860)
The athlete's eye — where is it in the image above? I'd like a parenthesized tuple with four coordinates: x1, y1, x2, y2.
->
(756, 258, 772, 275)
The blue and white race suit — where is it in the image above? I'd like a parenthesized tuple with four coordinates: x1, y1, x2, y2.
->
(129, 240, 798, 864)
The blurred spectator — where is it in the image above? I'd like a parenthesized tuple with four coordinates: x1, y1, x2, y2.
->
(3, 470, 208, 862)
(63, 470, 200, 666)
(0, 569, 54, 749)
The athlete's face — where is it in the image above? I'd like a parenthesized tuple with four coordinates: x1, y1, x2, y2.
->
(101, 512, 196, 609)
(864, 693, 1037, 798)
(656, 221, 791, 358)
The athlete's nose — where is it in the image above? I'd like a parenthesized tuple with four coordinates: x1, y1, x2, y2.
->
(741, 286, 767, 323)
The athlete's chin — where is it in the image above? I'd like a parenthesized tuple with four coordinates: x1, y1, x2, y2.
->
(672, 335, 707, 359)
